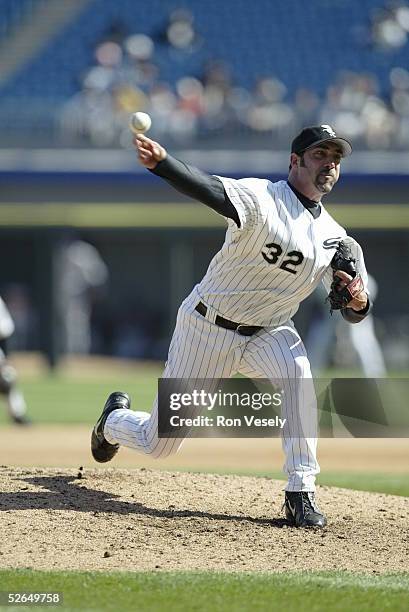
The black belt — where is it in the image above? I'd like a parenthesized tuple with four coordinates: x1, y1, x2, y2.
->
(195, 301, 262, 337)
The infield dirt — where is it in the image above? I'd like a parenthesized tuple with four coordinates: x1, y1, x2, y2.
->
(1, 466, 408, 573)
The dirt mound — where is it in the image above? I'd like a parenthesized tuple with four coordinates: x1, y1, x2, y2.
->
(0, 467, 408, 573)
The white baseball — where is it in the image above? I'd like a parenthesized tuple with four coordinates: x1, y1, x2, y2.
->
(129, 111, 152, 134)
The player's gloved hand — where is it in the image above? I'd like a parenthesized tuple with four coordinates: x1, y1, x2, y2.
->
(326, 240, 367, 312)
(133, 134, 167, 170)
(329, 270, 367, 311)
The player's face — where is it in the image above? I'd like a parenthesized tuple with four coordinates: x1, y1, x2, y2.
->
(300, 143, 342, 194)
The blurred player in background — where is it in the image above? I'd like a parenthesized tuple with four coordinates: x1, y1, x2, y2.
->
(57, 238, 109, 355)
(306, 274, 386, 377)
(0, 295, 30, 425)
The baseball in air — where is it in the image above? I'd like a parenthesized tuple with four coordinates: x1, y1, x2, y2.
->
(129, 111, 152, 134)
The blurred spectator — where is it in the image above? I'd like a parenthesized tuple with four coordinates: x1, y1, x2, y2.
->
(169, 76, 204, 141)
(389, 66, 409, 147)
(200, 60, 236, 133)
(95, 41, 123, 70)
(156, 8, 203, 53)
(59, 69, 117, 146)
(149, 82, 178, 137)
(371, 2, 409, 50)
(244, 77, 295, 144)
(293, 87, 321, 131)
(320, 71, 398, 149)
(361, 96, 398, 149)
(122, 33, 159, 90)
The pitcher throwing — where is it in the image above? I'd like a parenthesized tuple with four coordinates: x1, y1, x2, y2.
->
(91, 125, 371, 528)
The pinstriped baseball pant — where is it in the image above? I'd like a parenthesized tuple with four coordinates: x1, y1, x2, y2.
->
(104, 291, 320, 491)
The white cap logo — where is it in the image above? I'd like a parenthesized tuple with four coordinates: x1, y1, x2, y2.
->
(320, 124, 336, 137)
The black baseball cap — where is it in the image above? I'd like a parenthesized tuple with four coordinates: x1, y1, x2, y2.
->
(291, 125, 352, 157)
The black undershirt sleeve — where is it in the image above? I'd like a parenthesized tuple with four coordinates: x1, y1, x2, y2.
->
(150, 155, 241, 227)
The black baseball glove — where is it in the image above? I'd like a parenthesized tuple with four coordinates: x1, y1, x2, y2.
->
(326, 240, 365, 312)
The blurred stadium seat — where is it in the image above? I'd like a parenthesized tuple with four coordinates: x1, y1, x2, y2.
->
(0, 0, 37, 38)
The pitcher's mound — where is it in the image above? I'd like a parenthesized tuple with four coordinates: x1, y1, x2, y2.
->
(0, 467, 407, 573)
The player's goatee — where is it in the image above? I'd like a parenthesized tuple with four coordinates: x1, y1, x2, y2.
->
(316, 174, 335, 193)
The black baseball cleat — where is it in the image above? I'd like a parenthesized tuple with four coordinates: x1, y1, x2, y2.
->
(284, 491, 327, 528)
(11, 414, 32, 426)
(91, 391, 130, 463)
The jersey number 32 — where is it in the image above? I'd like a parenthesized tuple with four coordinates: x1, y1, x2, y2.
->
(261, 242, 304, 274)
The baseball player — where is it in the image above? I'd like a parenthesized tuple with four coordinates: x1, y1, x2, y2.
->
(92, 124, 371, 528)
(0, 295, 30, 425)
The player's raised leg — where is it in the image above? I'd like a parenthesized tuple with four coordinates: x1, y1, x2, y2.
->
(92, 294, 245, 461)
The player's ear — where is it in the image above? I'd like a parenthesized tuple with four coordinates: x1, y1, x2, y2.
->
(290, 153, 299, 169)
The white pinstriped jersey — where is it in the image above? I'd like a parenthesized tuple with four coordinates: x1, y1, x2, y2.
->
(195, 178, 368, 327)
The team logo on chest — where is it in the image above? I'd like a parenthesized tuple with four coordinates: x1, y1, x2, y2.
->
(322, 237, 343, 250)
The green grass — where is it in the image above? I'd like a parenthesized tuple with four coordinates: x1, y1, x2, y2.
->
(0, 570, 408, 612)
(181, 467, 409, 498)
(0, 367, 161, 424)
(13, 376, 155, 424)
(3, 365, 408, 424)
(315, 471, 409, 497)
